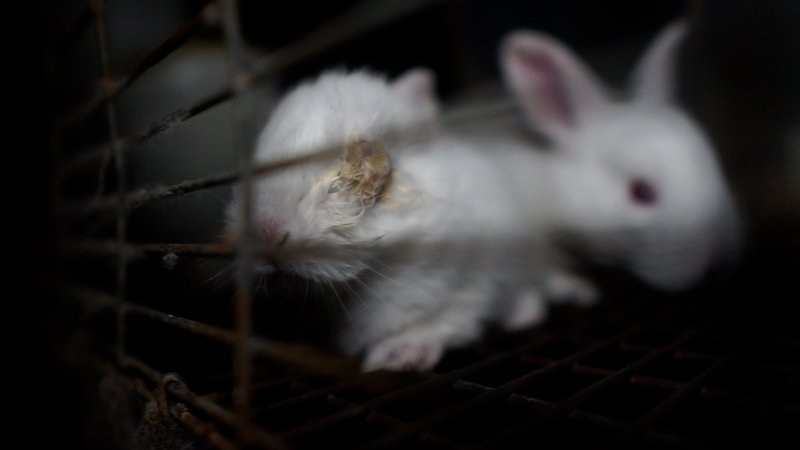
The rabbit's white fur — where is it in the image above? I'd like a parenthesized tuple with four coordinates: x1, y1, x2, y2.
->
(227, 69, 548, 371)
(228, 22, 741, 371)
(493, 22, 741, 294)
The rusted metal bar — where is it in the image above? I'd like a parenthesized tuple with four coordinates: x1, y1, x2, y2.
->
(450, 379, 494, 394)
(62, 234, 536, 260)
(60, 143, 341, 215)
(62, 240, 237, 259)
(138, 241, 237, 256)
(61, 238, 385, 278)
(172, 403, 241, 450)
(132, 303, 238, 345)
(220, 0, 257, 436)
(65, 285, 358, 378)
(61, 85, 236, 178)
(59, 1, 221, 130)
(628, 374, 684, 391)
(91, 0, 130, 366)
(566, 409, 636, 435)
(251, 371, 391, 417)
(59, 98, 519, 218)
(168, 381, 284, 449)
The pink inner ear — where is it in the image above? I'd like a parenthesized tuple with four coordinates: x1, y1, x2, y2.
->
(513, 48, 574, 127)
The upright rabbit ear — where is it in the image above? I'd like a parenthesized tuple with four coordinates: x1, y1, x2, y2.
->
(500, 31, 609, 143)
(631, 21, 687, 104)
(392, 68, 438, 118)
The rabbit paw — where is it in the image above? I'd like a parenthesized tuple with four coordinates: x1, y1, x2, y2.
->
(362, 333, 445, 372)
(546, 270, 599, 306)
(502, 290, 547, 332)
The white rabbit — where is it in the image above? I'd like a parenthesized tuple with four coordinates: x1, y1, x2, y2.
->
(484, 22, 742, 302)
(227, 69, 550, 372)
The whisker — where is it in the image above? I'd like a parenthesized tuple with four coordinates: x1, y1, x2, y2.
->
(257, 273, 268, 296)
(363, 264, 401, 285)
(298, 279, 310, 316)
(328, 281, 354, 326)
(202, 263, 235, 293)
(341, 279, 372, 313)
(350, 275, 389, 310)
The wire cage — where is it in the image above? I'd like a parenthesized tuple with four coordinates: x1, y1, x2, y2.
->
(39, 0, 800, 449)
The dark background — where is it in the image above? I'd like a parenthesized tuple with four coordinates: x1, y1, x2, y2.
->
(22, 0, 800, 448)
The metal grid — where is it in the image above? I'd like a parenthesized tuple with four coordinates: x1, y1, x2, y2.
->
(47, 1, 800, 449)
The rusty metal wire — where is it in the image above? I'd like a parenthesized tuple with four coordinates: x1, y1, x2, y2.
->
(172, 403, 241, 450)
(64, 240, 238, 258)
(90, 0, 129, 367)
(58, 98, 516, 219)
(221, 0, 259, 435)
(65, 285, 359, 378)
(59, 1, 221, 130)
(59, 145, 340, 215)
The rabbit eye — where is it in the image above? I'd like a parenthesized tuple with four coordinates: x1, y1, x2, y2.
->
(629, 178, 658, 206)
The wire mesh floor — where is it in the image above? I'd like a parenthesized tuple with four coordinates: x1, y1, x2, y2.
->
(83, 263, 799, 450)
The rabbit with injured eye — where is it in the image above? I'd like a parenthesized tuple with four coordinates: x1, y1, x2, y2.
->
(226, 69, 551, 372)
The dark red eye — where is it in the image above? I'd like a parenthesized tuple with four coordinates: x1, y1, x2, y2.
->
(629, 178, 658, 206)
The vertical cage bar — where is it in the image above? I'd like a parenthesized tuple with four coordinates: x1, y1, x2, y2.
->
(220, 0, 256, 439)
(90, 0, 129, 363)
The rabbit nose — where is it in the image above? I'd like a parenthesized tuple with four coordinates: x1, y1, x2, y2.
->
(251, 259, 277, 275)
(255, 217, 288, 244)
(260, 227, 291, 248)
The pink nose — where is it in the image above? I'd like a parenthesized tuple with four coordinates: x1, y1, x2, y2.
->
(256, 220, 290, 247)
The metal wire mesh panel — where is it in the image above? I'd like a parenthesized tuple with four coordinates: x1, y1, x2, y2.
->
(42, 1, 800, 449)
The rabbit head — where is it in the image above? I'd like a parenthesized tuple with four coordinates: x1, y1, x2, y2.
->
(227, 69, 438, 282)
(500, 22, 742, 290)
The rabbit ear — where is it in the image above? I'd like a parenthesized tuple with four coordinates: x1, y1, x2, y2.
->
(631, 21, 687, 104)
(500, 31, 609, 142)
(392, 68, 438, 117)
